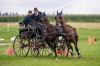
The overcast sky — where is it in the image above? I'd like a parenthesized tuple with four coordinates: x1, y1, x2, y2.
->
(0, 0, 100, 14)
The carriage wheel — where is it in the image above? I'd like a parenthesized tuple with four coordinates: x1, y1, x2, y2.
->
(59, 42, 68, 56)
(30, 38, 39, 57)
(13, 34, 30, 57)
(38, 42, 50, 56)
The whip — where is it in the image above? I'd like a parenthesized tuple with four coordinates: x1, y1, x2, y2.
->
(48, 5, 72, 14)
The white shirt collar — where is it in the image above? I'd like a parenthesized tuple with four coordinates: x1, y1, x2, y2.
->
(35, 13, 38, 16)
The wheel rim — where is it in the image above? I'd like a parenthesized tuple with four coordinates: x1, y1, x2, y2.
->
(13, 34, 30, 57)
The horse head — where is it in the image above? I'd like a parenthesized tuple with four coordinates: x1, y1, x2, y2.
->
(55, 10, 64, 25)
(41, 12, 50, 26)
(41, 12, 46, 19)
(40, 12, 46, 22)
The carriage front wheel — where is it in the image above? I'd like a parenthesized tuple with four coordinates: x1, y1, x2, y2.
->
(30, 38, 39, 57)
(13, 34, 30, 57)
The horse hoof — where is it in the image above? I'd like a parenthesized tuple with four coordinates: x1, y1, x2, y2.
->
(72, 53, 77, 58)
(78, 55, 82, 59)
(56, 57, 58, 60)
(48, 53, 53, 56)
(66, 54, 68, 57)
(73, 54, 77, 58)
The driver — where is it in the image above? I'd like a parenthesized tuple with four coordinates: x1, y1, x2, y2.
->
(30, 8, 45, 38)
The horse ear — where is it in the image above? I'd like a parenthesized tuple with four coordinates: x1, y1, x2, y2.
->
(57, 11, 58, 15)
(44, 12, 45, 16)
(43, 12, 45, 17)
(61, 10, 63, 14)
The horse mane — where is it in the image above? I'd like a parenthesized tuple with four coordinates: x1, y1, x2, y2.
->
(42, 17, 57, 34)
(46, 19, 56, 33)
(61, 17, 76, 30)
(43, 17, 50, 25)
(59, 15, 66, 25)
(59, 15, 74, 33)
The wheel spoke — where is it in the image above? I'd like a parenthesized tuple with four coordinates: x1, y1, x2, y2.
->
(14, 47, 20, 49)
(23, 49, 27, 54)
(13, 34, 30, 57)
(19, 49, 21, 57)
(16, 48, 21, 53)
(22, 49, 24, 56)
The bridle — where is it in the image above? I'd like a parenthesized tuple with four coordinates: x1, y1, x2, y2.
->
(55, 15, 63, 26)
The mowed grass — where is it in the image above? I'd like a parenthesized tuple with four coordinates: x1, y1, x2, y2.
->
(0, 22, 100, 66)
(0, 22, 18, 43)
(0, 41, 100, 66)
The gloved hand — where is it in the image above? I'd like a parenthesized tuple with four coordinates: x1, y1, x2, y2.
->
(19, 22, 24, 26)
(22, 22, 24, 26)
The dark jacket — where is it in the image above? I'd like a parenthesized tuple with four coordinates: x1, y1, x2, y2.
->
(22, 15, 32, 27)
(30, 12, 42, 22)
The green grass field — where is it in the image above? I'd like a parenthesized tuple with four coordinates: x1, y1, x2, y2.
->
(0, 22, 100, 66)
(0, 23, 18, 43)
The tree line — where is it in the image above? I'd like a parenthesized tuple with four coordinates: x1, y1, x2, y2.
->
(0, 14, 100, 22)
(49, 14, 100, 22)
(0, 12, 19, 16)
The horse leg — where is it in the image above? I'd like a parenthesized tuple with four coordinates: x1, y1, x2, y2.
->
(46, 40, 58, 59)
(54, 42, 58, 60)
(69, 44, 76, 58)
(66, 42, 71, 57)
(46, 41, 53, 56)
(74, 41, 82, 59)
(69, 43, 74, 55)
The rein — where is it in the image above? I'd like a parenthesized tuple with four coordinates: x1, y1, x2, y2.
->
(64, 31, 75, 36)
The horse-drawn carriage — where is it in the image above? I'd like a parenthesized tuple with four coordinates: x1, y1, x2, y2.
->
(13, 11, 82, 59)
(13, 21, 67, 57)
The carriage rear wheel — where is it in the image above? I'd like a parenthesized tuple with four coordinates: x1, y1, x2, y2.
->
(13, 34, 30, 57)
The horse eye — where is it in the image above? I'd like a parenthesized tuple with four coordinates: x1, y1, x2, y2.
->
(55, 17, 56, 20)
(45, 20, 47, 21)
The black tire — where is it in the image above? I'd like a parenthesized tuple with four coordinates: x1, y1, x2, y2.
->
(13, 34, 30, 57)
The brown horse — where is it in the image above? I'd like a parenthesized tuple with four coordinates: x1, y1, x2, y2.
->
(41, 13, 59, 59)
(55, 11, 82, 59)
